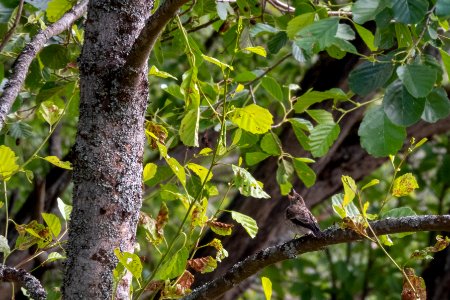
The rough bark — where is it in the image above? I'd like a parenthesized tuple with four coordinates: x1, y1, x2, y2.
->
(62, 1, 152, 298)
(0, 264, 47, 300)
(185, 215, 450, 300)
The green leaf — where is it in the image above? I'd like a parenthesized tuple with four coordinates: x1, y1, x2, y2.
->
(297, 18, 339, 51)
(267, 31, 288, 54)
(40, 44, 70, 69)
(440, 49, 450, 78)
(181, 69, 200, 108)
(383, 80, 425, 126)
(42, 213, 61, 237)
(230, 211, 258, 238)
(294, 88, 347, 113)
(46, 252, 65, 263)
(396, 64, 437, 98)
(394, 23, 413, 48)
(229, 104, 274, 134)
(348, 60, 393, 96)
(143, 163, 157, 182)
(249, 23, 279, 37)
(187, 163, 212, 183)
(358, 106, 406, 157)
(114, 248, 143, 281)
(149, 65, 177, 80)
(261, 76, 283, 102)
(379, 235, 394, 246)
(421, 88, 450, 123)
(167, 157, 186, 187)
(180, 108, 200, 147)
(331, 194, 346, 218)
(38, 100, 64, 126)
(436, 0, 450, 18)
(57, 197, 72, 221)
(276, 159, 294, 195)
(361, 179, 380, 191)
(341, 175, 356, 206)
(232, 165, 270, 198)
(261, 277, 272, 300)
(46, 0, 73, 22)
(156, 247, 188, 280)
(260, 133, 281, 156)
(308, 123, 340, 157)
(0, 145, 19, 181)
(391, 0, 428, 24)
(392, 173, 419, 197)
(289, 118, 313, 150)
(9, 122, 33, 139)
(243, 46, 267, 57)
(245, 152, 270, 166)
(354, 23, 377, 51)
(202, 54, 233, 71)
(42, 156, 72, 170)
(306, 109, 334, 124)
(352, 0, 386, 24)
(286, 12, 315, 39)
(381, 206, 417, 218)
(0, 235, 10, 257)
(292, 158, 316, 188)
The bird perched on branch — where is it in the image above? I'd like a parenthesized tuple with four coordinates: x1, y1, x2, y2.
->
(286, 189, 322, 237)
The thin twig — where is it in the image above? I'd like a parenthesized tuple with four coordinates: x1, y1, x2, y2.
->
(0, 0, 25, 52)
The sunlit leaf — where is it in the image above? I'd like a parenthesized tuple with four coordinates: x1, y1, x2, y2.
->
(187, 163, 212, 183)
(114, 248, 142, 281)
(207, 219, 234, 236)
(38, 101, 64, 126)
(42, 156, 72, 170)
(167, 157, 186, 187)
(261, 277, 272, 300)
(230, 210, 258, 238)
(0, 235, 10, 257)
(243, 46, 267, 57)
(143, 163, 158, 182)
(232, 165, 270, 198)
(0, 145, 19, 181)
(149, 65, 177, 80)
(42, 213, 61, 237)
(229, 104, 274, 134)
(392, 173, 419, 197)
(57, 197, 72, 221)
(341, 175, 356, 206)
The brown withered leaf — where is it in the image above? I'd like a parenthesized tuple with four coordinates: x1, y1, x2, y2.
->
(342, 217, 367, 237)
(145, 280, 164, 292)
(156, 202, 169, 236)
(188, 256, 217, 273)
(207, 219, 233, 236)
(145, 121, 168, 149)
(401, 268, 426, 300)
(178, 270, 194, 291)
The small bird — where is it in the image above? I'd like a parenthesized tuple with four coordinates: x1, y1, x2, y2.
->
(286, 189, 322, 237)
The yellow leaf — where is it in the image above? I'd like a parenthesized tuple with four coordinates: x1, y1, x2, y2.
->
(143, 163, 157, 182)
(392, 173, 419, 197)
(0, 145, 19, 181)
(341, 175, 356, 206)
(243, 46, 267, 57)
(187, 163, 212, 183)
(42, 156, 72, 170)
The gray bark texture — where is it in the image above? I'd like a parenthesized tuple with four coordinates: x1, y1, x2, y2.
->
(62, 1, 152, 299)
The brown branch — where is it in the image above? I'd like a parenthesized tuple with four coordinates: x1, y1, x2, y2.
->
(0, 0, 25, 52)
(122, 0, 190, 87)
(0, 264, 46, 300)
(0, 0, 88, 130)
(184, 215, 450, 300)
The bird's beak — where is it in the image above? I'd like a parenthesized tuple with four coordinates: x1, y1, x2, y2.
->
(288, 189, 296, 201)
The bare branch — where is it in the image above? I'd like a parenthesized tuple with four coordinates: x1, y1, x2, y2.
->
(0, 264, 46, 300)
(184, 215, 450, 300)
(0, 0, 88, 131)
(122, 0, 189, 87)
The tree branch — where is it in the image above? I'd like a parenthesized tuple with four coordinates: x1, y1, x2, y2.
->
(0, 0, 88, 130)
(122, 0, 189, 87)
(184, 215, 450, 300)
(0, 264, 46, 300)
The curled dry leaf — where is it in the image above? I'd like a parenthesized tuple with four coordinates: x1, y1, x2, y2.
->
(207, 219, 234, 236)
(188, 256, 217, 273)
(401, 268, 426, 300)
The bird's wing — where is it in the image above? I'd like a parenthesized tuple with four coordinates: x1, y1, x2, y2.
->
(287, 208, 321, 234)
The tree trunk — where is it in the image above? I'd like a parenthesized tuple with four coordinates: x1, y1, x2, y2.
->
(62, 1, 152, 299)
